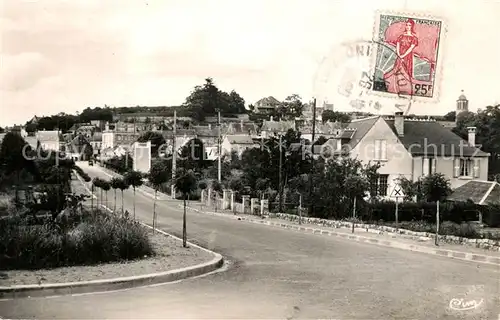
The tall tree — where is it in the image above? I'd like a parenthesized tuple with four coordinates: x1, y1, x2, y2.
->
(124, 170, 144, 220)
(183, 78, 246, 121)
(277, 94, 304, 120)
(175, 169, 198, 248)
(110, 177, 121, 213)
(148, 160, 170, 231)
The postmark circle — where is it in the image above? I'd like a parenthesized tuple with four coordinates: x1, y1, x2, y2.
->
(313, 39, 414, 114)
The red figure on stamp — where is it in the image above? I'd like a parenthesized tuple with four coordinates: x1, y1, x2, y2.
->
(373, 14, 443, 99)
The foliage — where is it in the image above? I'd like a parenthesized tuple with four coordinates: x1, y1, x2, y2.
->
(175, 169, 198, 196)
(420, 173, 452, 202)
(101, 180, 111, 193)
(396, 176, 422, 202)
(137, 131, 166, 156)
(74, 165, 91, 182)
(124, 171, 144, 190)
(184, 78, 246, 121)
(453, 104, 500, 179)
(198, 181, 207, 190)
(0, 209, 153, 270)
(148, 159, 170, 190)
(321, 110, 351, 123)
(104, 155, 133, 174)
(306, 157, 381, 219)
(276, 94, 305, 120)
(178, 138, 208, 172)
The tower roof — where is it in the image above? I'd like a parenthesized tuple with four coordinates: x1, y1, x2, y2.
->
(458, 90, 467, 100)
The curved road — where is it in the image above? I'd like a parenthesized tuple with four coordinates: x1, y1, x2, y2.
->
(2, 163, 499, 319)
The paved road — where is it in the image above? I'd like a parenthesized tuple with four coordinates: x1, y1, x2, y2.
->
(2, 163, 499, 319)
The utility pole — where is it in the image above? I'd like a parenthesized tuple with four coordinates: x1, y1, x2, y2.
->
(278, 134, 283, 213)
(171, 110, 177, 198)
(308, 98, 317, 215)
(217, 109, 222, 182)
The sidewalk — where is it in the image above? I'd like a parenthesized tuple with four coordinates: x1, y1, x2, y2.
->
(184, 202, 500, 266)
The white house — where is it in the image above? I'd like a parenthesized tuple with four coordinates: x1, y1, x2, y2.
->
(35, 130, 61, 152)
(317, 112, 489, 199)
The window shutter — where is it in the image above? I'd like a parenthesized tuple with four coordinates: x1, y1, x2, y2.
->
(422, 158, 430, 176)
(431, 158, 437, 174)
(473, 159, 480, 178)
(374, 140, 381, 159)
(453, 158, 460, 177)
(381, 140, 387, 160)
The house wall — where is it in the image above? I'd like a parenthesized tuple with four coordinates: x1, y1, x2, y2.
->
(102, 132, 114, 149)
(411, 155, 489, 189)
(349, 117, 413, 198)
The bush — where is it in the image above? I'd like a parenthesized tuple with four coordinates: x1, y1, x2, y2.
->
(74, 165, 91, 182)
(366, 200, 483, 224)
(0, 209, 153, 270)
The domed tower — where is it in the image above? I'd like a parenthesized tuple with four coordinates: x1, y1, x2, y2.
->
(456, 90, 469, 115)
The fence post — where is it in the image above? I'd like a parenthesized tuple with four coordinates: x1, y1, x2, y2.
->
(435, 200, 440, 246)
(352, 196, 356, 233)
(395, 197, 399, 232)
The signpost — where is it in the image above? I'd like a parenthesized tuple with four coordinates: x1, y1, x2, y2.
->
(390, 185, 404, 232)
(435, 200, 440, 246)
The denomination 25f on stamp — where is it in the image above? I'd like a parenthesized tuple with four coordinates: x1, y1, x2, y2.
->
(371, 11, 446, 103)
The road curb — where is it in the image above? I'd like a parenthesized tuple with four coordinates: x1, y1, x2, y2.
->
(183, 205, 500, 267)
(0, 212, 224, 300)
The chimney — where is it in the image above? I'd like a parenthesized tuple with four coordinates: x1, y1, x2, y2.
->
(270, 116, 274, 122)
(394, 112, 404, 136)
(467, 127, 476, 146)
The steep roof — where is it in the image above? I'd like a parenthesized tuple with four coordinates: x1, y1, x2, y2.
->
(344, 116, 379, 149)
(447, 181, 500, 205)
(255, 96, 280, 107)
(384, 118, 489, 157)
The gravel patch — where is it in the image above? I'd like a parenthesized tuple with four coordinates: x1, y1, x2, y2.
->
(0, 229, 215, 287)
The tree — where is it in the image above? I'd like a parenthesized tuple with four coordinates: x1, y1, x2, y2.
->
(277, 94, 304, 120)
(443, 111, 456, 122)
(148, 160, 170, 231)
(0, 126, 4, 133)
(92, 178, 103, 209)
(420, 173, 452, 202)
(175, 169, 198, 248)
(322, 110, 351, 123)
(453, 105, 500, 179)
(116, 178, 130, 214)
(183, 78, 246, 121)
(0, 132, 39, 200)
(179, 138, 207, 172)
(101, 180, 111, 208)
(124, 170, 144, 220)
(110, 177, 122, 213)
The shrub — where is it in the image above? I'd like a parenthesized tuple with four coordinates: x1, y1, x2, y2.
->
(0, 209, 153, 270)
(74, 165, 91, 182)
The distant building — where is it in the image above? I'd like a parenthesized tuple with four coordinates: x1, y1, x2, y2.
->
(35, 130, 61, 151)
(260, 117, 296, 138)
(221, 135, 258, 157)
(253, 96, 281, 114)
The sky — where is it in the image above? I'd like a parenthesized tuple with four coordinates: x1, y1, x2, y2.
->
(1, 0, 499, 127)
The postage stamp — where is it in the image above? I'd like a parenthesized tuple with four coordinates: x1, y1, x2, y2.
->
(313, 39, 412, 115)
(371, 11, 447, 103)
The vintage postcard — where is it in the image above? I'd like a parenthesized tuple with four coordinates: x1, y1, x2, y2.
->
(371, 11, 446, 103)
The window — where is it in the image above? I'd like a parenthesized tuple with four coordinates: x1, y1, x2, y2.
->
(454, 158, 480, 178)
(370, 174, 389, 196)
(422, 158, 436, 176)
(374, 139, 387, 160)
(459, 159, 472, 177)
